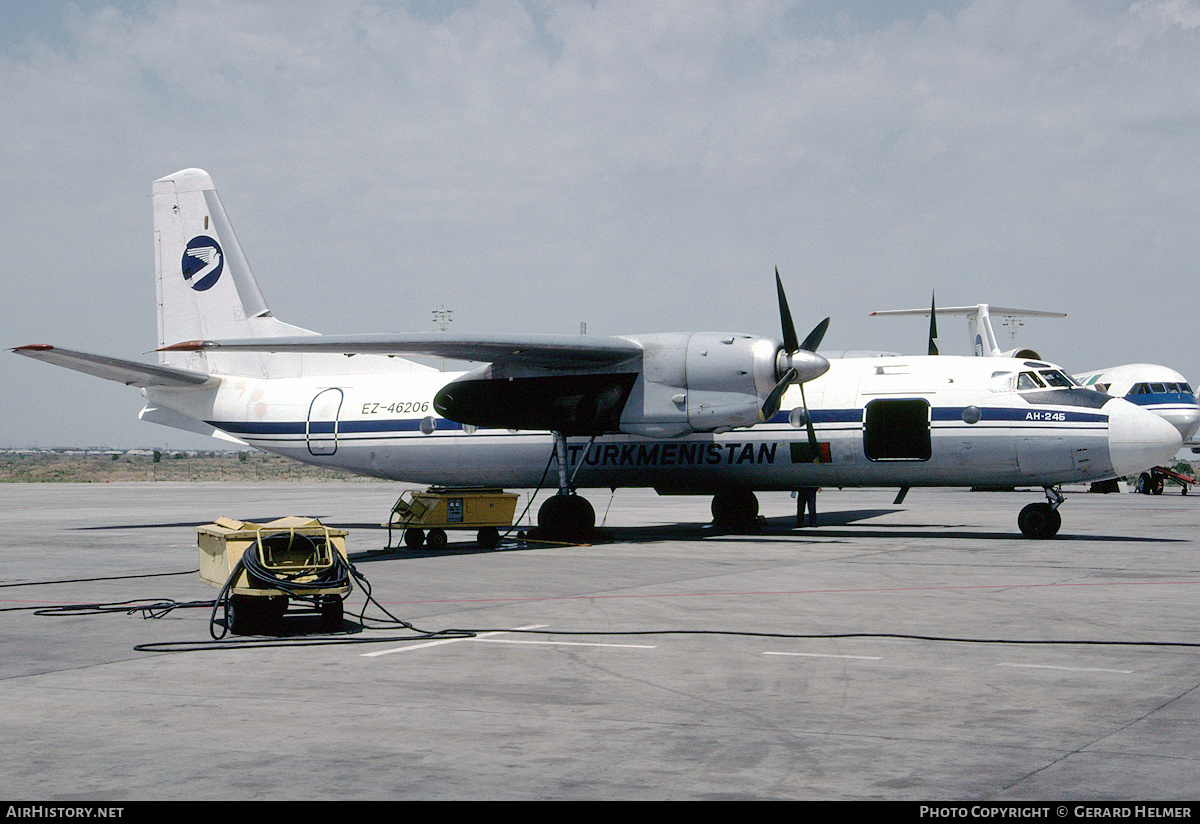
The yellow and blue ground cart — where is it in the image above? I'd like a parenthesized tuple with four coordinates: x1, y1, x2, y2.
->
(385, 487, 519, 549)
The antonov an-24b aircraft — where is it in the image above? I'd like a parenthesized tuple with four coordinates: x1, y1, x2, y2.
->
(12, 169, 1183, 540)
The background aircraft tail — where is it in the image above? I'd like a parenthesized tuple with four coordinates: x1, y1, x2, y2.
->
(153, 168, 321, 377)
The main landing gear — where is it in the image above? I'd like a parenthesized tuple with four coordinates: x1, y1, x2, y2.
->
(535, 432, 596, 542)
(1018, 487, 1064, 539)
(710, 489, 760, 531)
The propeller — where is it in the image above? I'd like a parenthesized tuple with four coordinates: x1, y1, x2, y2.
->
(927, 290, 939, 356)
(761, 269, 831, 462)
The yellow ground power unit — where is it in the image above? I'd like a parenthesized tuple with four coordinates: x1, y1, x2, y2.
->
(197, 516, 351, 635)
(385, 487, 519, 549)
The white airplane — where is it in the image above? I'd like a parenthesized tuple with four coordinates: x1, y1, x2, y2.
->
(11, 169, 1183, 540)
(1074, 365, 1200, 443)
(871, 301, 1200, 445)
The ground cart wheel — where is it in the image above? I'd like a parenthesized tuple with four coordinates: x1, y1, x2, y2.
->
(226, 594, 264, 635)
(319, 596, 343, 631)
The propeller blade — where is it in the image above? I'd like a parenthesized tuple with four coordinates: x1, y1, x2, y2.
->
(800, 382, 820, 462)
(928, 291, 939, 356)
(800, 317, 830, 354)
(775, 267, 799, 354)
(760, 366, 797, 422)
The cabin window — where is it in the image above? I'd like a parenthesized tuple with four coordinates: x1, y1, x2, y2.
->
(863, 399, 931, 461)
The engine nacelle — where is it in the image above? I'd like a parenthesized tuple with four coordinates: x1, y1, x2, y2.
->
(434, 331, 827, 440)
(618, 332, 785, 438)
(998, 347, 1042, 360)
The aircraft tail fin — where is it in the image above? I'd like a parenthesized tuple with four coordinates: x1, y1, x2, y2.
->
(153, 169, 319, 376)
(872, 303, 1064, 359)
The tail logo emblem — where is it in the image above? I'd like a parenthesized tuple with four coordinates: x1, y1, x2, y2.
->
(182, 235, 223, 291)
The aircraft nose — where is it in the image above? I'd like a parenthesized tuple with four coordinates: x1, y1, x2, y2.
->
(1107, 399, 1183, 478)
(1170, 403, 1200, 443)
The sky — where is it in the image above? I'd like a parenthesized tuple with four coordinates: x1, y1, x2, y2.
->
(2, 0, 1198, 448)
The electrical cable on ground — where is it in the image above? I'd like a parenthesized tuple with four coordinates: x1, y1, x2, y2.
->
(8, 546, 1200, 654)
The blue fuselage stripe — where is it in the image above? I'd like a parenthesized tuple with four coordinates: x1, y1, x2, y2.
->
(210, 405, 1108, 439)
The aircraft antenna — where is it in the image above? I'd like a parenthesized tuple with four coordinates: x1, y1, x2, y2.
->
(1003, 316, 1024, 349)
(432, 306, 454, 332)
(432, 305, 454, 370)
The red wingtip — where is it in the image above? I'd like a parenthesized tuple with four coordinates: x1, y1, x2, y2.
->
(157, 339, 212, 352)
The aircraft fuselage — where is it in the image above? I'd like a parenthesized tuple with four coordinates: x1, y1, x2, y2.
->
(145, 354, 1172, 493)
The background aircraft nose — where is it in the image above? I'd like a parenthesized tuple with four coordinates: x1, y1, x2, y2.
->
(1169, 404, 1200, 443)
(1107, 399, 1183, 478)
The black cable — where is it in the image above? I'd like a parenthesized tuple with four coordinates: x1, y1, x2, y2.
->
(133, 625, 1200, 654)
(240, 532, 352, 599)
(499, 447, 556, 542)
(0, 568, 198, 588)
(13, 530, 1198, 654)
(0, 568, 213, 618)
(439, 627, 1200, 649)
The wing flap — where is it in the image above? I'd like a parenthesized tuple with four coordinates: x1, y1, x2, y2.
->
(13, 345, 213, 388)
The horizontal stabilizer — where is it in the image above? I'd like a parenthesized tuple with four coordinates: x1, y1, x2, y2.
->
(161, 333, 644, 369)
(12, 345, 213, 388)
(871, 306, 1066, 319)
(138, 404, 246, 443)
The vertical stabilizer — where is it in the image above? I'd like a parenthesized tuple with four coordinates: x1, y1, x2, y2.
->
(153, 168, 316, 376)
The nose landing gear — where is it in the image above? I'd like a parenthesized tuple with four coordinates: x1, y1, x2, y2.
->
(1018, 487, 1064, 538)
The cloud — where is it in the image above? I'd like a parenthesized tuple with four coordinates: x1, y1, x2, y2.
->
(2, 0, 1198, 447)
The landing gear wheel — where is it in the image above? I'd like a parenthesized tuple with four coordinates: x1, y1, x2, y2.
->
(711, 490, 760, 530)
(1018, 502, 1061, 539)
(426, 528, 448, 549)
(319, 596, 343, 631)
(537, 494, 595, 540)
(1137, 473, 1152, 494)
(476, 526, 500, 549)
(404, 528, 425, 548)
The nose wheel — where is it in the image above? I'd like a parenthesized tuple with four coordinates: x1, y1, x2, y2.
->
(1018, 487, 1063, 538)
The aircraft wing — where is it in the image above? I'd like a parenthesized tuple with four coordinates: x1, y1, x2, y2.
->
(12, 345, 213, 388)
(160, 333, 644, 369)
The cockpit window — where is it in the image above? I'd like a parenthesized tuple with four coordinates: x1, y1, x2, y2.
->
(1129, 382, 1195, 397)
(1017, 372, 1045, 391)
(1038, 369, 1077, 388)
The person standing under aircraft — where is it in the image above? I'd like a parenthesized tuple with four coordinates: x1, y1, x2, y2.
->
(796, 487, 819, 527)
